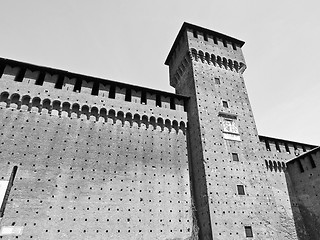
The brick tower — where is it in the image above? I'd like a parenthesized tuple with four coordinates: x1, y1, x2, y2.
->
(165, 23, 298, 239)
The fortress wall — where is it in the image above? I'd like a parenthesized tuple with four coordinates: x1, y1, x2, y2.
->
(258, 137, 318, 240)
(286, 148, 320, 239)
(0, 60, 194, 240)
(0, 60, 187, 124)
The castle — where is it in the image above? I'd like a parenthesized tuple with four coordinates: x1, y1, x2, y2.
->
(0, 22, 319, 240)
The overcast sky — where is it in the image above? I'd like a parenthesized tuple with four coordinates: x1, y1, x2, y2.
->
(0, 0, 319, 145)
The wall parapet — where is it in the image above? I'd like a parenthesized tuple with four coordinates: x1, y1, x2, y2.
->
(259, 135, 318, 155)
(0, 57, 188, 113)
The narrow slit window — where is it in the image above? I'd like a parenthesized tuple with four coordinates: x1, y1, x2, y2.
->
(223, 40, 228, 48)
(275, 141, 281, 152)
(213, 36, 218, 44)
(141, 91, 147, 104)
(35, 72, 45, 86)
(265, 139, 271, 151)
(222, 100, 228, 108)
(215, 77, 220, 84)
(232, 153, 239, 161)
(309, 155, 316, 168)
(54, 75, 64, 89)
(284, 142, 290, 153)
(232, 43, 237, 50)
(170, 97, 176, 110)
(0, 63, 5, 78)
(244, 226, 253, 238)
(302, 145, 306, 152)
(156, 95, 161, 107)
(193, 30, 198, 38)
(183, 99, 187, 112)
(125, 88, 131, 102)
(297, 160, 304, 173)
(237, 185, 245, 195)
(91, 82, 99, 96)
(203, 33, 208, 41)
(73, 79, 82, 93)
(108, 85, 116, 99)
(14, 68, 26, 82)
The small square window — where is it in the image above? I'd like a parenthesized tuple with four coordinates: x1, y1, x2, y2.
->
(244, 226, 253, 237)
(232, 153, 239, 161)
(215, 77, 220, 84)
(237, 185, 245, 195)
(222, 101, 228, 108)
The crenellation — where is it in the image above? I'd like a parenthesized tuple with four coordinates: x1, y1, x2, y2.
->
(0, 60, 188, 116)
(0, 22, 319, 240)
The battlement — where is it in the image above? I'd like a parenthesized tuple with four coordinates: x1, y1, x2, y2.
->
(259, 135, 317, 155)
(165, 22, 245, 66)
(165, 22, 246, 89)
(0, 57, 188, 114)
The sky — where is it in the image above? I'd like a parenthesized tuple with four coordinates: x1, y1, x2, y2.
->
(0, 0, 319, 145)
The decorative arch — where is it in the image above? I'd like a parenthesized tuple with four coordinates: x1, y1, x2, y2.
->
(71, 103, 80, 116)
(100, 108, 107, 118)
(10, 93, 20, 104)
(21, 95, 31, 107)
(42, 99, 51, 110)
(165, 119, 171, 131)
(32, 97, 41, 108)
(52, 100, 61, 111)
(62, 102, 71, 112)
(198, 50, 204, 62)
(205, 52, 210, 64)
(0, 92, 9, 103)
(228, 59, 233, 70)
(233, 61, 239, 72)
(190, 48, 198, 61)
(222, 57, 228, 69)
(91, 106, 99, 118)
(81, 105, 89, 118)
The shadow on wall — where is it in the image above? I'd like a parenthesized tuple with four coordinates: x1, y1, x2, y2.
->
(285, 171, 320, 240)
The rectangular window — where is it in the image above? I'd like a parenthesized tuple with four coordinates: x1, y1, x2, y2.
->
(215, 77, 220, 84)
(244, 226, 253, 238)
(237, 185, 245, 195)
(222, 100, 228, 108)
(232, 153, 239, 161)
